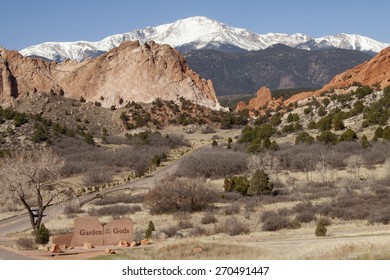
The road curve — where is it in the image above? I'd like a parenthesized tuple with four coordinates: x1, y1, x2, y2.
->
(0, 144, 210, 237)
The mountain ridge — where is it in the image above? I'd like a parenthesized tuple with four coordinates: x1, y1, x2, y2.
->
(184, 44, 372, 95)
(19, 16, 389, 62)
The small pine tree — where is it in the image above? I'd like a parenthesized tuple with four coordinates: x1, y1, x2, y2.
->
(145, 221, 155, 240)
(248, 169, 273, 196)
(360, 135, 370, 149)
(84, 132, 95, 145)
(307, 120, 317, 130)
(315, 219, 328, 237)
(35, 224, 50, 245)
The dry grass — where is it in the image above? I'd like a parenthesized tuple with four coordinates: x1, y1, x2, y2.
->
(5, 126, 390, 260)
(91, 241, 264, 260)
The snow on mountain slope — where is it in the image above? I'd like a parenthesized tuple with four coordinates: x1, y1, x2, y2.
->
(296, 33, 388, 54)
(19, 16, 389, 62)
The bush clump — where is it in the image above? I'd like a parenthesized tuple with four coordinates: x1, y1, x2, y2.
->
(315, 218, 330, 237)
(261, 211, 300, 232)
(88, 205, 142, 218)
(214, 217, 250, 236)
(35, 224, 50, 245)
(248, 169, 274, 196)
(144, 178, 215, 213)
(224, 176, 250, 196)
(145, 221, 155, 240)
(201, 212, 218, 224)
(16, 238, 37, 250)
(176, 148, 248, 178)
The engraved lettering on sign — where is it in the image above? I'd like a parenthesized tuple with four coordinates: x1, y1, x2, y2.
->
(70, 217, 134, 246)
(113, 227, 130, 234)
(79, 229, 103, 236)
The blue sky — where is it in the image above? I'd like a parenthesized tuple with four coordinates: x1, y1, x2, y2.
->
(2, 0, 389, 50)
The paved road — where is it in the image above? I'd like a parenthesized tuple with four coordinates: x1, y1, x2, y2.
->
(0, 246, 34, 260)
(0, 144, 209, 237)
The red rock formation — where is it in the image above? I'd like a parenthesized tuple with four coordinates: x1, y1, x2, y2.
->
(0, 42, 220, 109)
(235, 87, 278, 112)
(285, 46, 390, 105)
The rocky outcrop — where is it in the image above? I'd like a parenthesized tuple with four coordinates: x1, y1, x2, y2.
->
(285, 46, 390, 105)
(235, 87, 282, 112)
(0, 42, 220, 109)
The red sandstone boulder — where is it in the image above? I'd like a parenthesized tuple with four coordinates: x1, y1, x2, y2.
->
(117, 240, 130, 247)
(140, 239, 149, 245)
(83, 242, 94, 249)
(49, 244, 61, 253)
(105, 248, 116, 255)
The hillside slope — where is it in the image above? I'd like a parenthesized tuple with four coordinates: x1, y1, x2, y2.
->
(285, 46, 390, 104)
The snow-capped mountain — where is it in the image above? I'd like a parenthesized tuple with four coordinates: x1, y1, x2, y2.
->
(19, 16, 389, 62)
(296, 33, 388, 55)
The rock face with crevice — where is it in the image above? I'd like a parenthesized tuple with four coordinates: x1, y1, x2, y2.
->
(0, 42, 221, 109)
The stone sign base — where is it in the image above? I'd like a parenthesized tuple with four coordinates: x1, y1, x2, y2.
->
(70, 217, 134, 247)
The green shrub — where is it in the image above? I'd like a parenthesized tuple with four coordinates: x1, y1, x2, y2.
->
(316, 116, 333, 131)
(361, 120, 369, 128)
(315, 218, 329, 237)
(303, 107, 312, 115)
(84, 132, 95, 145)
(31, 124, 49, 143)
(374, 127, 384, 139)
(307, 120, 317, 130)
(248, 169, 273, 196)
(338, 129, 358, 142)
(145, 221, 155, 240)
(332, 116, 345, 131)
(317, 106, 327, 117)
(287, 113, 300, 123)
(282, 124, 295, 133)
(322, 98, 330, 107)
(383, 126, 390, 140)
(224, 176, 250, 196)
(356, 86, 372, 99)
(361, 135, 370, 148)
(316, 130, 338, 145)
(35, 224, 50, 245)
(271, 113, 282, 125)
(295, 132, 314, 145)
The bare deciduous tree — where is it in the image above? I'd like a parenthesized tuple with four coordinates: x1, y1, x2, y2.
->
(0, 147, 72, 233)
(315, 149, 331, 182)
(344, 155, 364, 181)
(248, 153, 280, 180)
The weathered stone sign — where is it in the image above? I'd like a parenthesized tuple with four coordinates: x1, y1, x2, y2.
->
(104, 219, 134, 245)
(70, 217, 134, 247)
(71, 217, 104, 247)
